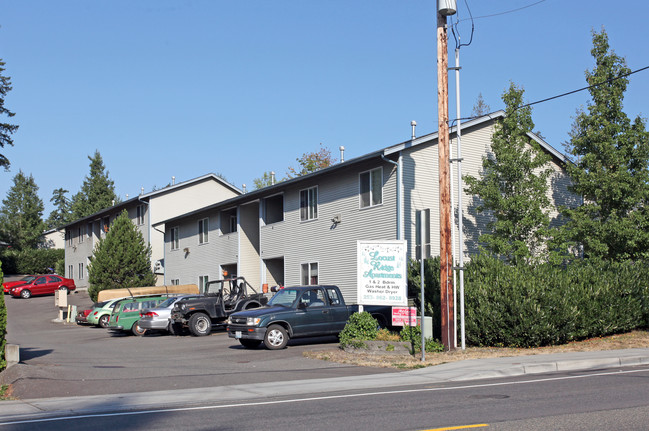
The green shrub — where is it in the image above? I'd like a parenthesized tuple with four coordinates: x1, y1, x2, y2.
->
(399, 324, 445, 353)
(0, 248, 64, 275)
(339, 312, 379, 348)
(463, 254, 649, 348)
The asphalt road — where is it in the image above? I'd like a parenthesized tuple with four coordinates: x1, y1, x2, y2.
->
(1, 289, 393, 399)
(3, 366, 649, 430)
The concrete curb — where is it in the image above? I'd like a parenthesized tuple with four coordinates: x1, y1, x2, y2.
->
(1, 348, 649, 423)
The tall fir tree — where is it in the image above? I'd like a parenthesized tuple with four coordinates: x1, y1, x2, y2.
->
(464, 82, 553, 264)
(87, 210, 156, 301)
(0, 171, 46, 249)
(70, 151, 119, 219)
(46, 188, 71, 229)
(560, 29, 649, 261)
(0, 58, 19, 170)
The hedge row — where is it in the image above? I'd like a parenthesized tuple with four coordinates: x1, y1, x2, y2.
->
(408, 255, 649, 348)
(0, 248, 64, 275)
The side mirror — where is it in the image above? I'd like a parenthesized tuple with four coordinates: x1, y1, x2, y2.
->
(271, 285, 281, 293)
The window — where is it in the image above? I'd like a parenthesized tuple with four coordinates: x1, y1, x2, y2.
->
(170, 227, 179, 250)
(87, 222, 93, 238)
(326, 287, 341, 306)
(67, 231, 72, 246)
(300, 187, 318, 221)
(137, 205, 146, 225)
(68, 265, 73, 278)
(102, 217, 110, 236)
(171, 279, 180, 286)
(198, 218, 209, 244)
(264, 194, 284, 224)
(78, 263, 84, 280)
(78, 226, 84, 244)
(301, 262, 319, 285)
(360, 167, 383, 208)
(199, 275, 209, 293)
(221, 208, 237, 234)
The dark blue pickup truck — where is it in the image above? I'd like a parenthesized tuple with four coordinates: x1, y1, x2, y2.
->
(226, 285, 390, 350)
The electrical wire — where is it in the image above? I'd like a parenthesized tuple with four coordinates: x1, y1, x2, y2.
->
(451, 65, 649, 124)
(516, 65, 649, 111)
(456, 0, 547, 23)
(451, 0, 474, 50)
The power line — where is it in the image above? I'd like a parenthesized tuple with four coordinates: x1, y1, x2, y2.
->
(516, 65, 649, 110)
(456, 0, 548, 23)
(455, 65, 649, 124)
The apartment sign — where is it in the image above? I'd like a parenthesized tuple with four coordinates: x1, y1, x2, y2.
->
(357, 240, 407, 306)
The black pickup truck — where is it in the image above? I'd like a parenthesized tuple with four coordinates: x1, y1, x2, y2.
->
(226, 285, 390, 349)
(170, 276, 268, 336)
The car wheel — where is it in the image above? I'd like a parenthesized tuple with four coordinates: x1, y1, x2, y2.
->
(132, 321, 147, 336)
(59, 286, 68, 294)
(239, 339, 262, 349)
(98, 314, 110, 328)
(20, 289, 32, 299)
(264, 324, 288, 350)
(188, 313, 212, 336)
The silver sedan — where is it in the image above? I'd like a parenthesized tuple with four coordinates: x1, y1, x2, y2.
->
(139, 295, 200, 334)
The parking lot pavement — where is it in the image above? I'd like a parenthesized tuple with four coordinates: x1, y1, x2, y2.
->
(0, 288, 394, 399)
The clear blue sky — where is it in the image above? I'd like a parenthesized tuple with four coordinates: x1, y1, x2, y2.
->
(2, 0, 648, 216)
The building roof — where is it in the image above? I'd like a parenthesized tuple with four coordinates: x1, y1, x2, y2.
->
(62, 173, 242, 229)
(155, 111, 568, 227)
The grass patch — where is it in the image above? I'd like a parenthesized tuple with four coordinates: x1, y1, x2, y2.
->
(0, 384, 15, 401)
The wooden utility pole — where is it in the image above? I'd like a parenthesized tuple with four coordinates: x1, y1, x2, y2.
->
(437, 9, 455, 350)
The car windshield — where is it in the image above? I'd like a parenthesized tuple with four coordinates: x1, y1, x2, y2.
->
(158, 297, 178, 308)
(268, 289, 298, 307)
(21, 276, 36, 283)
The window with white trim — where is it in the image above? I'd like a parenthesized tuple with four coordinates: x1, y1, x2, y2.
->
(137, 205, 146, 225)
(79, 263, 84, 280)
(198, 218, 209, 244)
(300, 187, 318, 221)
(360, 167, 383, 208)
(78, 226, 84, 244)
(171, 279, 180, 286)
(68, 265, 73, 278)
(301, 262, 319, 285)
(199, 275, 209, 293)
(170, 227, 179, 250)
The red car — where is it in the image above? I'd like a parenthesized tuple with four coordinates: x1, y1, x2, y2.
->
(3, 275, 37, 294)
(6, 275, 76, 299)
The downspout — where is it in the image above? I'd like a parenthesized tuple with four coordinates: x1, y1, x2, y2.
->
(381, 154, 402, 241)
(138, 195, 154, 279)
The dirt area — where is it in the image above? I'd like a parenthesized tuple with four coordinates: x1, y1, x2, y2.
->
(303, 330, 649, 370)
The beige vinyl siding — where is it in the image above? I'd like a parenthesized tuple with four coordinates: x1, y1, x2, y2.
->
(269, 160, 397, 302)
(238, 201, 261, 287)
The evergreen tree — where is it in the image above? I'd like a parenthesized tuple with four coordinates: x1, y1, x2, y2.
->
(470, 92, 491, 117)
(0, 171, 46, 249)
(46, 188, 71, 229)
(87, 210, 156, 301)
(70, 151, 119, 219)
(0, 58, 19, 170)
(286, 144, 336, 178)
(560, 29, 649, 261)
(464, 83, 553, 264)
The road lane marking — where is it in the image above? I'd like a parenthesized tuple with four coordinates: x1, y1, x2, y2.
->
(0, 367, 646, 427)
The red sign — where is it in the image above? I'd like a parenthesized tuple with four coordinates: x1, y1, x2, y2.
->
(391, 307, 418, 326)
